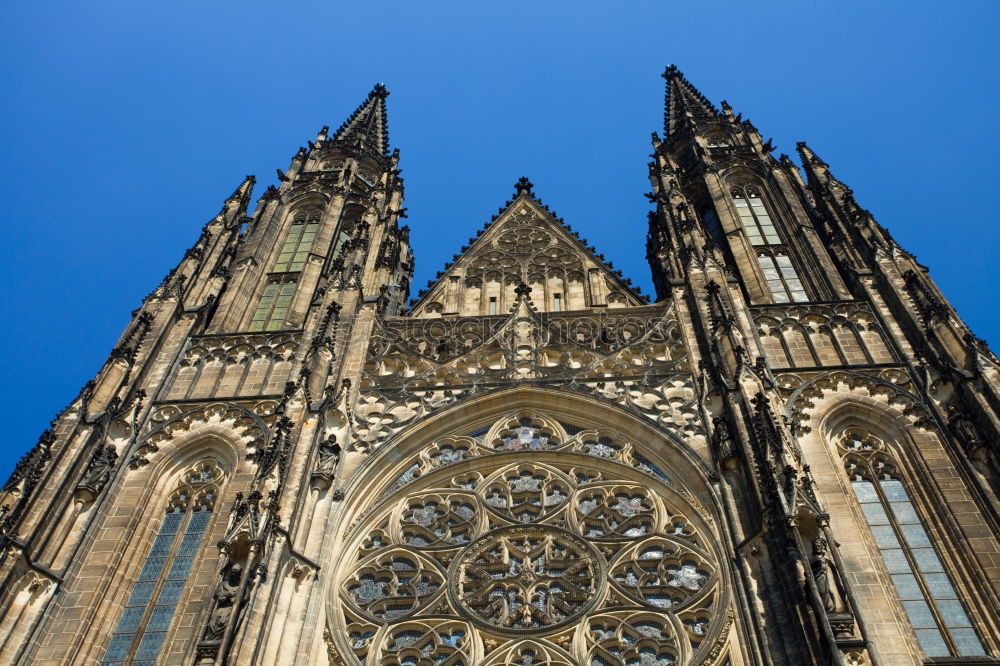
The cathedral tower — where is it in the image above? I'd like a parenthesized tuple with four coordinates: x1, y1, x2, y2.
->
(0, 71, 997, 666)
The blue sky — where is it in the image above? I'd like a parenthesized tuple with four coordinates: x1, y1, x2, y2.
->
(1, 2, 998, 478)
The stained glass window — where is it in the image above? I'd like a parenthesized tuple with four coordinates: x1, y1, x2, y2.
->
(248, 278, 297, 332)
(733, 192, 780, 245)
(332, 230, 352, 263)
(843, 431, 985, 658)
(101, 462, 221, 665)
(274, 211, 320, 272)
(758, 253, 808, 303)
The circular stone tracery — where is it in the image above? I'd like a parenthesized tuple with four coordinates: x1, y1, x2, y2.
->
(449, 525, 602, 633)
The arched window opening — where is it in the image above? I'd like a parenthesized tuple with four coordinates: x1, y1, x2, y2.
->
(248, 276, 297, 332)
(732, 187, 780, 246)
(101, 460, 224, 666)
(274, 209, 320, 272)
(757, 250, 807, 303)
(840, 428, 986, 658)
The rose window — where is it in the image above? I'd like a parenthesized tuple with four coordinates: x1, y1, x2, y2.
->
(333, 412, 727, 665)
(451, 525, 601, 632)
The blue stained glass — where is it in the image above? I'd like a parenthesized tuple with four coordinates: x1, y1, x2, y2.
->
(914, 628, 949, 657)
(138, 557, 167, 582)
(899, 523, 931, 548)
(936, 599, 971, 628)
(103, 504, 215, 665)
(146, 605, 175, 632)
(115, 606, 146, 633)
(890, 574, 923, 600)
(880, 549, 912, 574)
(922, 573, 956, 599)
(879, 479, 909, 502)
(167, 556, 195, 579)
(870, 525, 900, 550)
(851, 480, 879, 503)
(950, 627, 986, 656)
(134, 632, 166, 659)
(126, 582, 156, 607)
(157, 579, 186, 605)
(860, 502, 890, 526)
(911, 548, 944, 573)
(149, 535, 177, 558)
(888, 501, 920, 525)
(103, 633, 134, 660)
(187, 509, 210, 533)
(903, 599, 937, 628)
(177, 535, 202, 557)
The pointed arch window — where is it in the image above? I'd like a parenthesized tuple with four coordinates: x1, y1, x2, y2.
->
(841, 429, 986, 658)
(274, 209, 320, 272)
(757, 250, 807, 303)
(101, 461, 224, 666)
(248, 277, 297, 332)
(732, 188, 780, 245)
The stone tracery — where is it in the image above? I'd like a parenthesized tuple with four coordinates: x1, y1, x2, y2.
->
(332, 411, 726, 665)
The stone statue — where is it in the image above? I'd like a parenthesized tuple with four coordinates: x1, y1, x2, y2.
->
(205, 562, 243, 641)
(316, 437, 341, 477)
(79, 445, 118, 492)
(810, 536, 838, 613)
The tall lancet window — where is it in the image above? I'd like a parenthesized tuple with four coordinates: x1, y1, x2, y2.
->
(274, 209, 320, 272)
(101, 461, 223, 666)
(730, 186, 808, 303)
(248, 277, 297, 332)
(732, 188, 780, 245)
(840, 429, 986, 658)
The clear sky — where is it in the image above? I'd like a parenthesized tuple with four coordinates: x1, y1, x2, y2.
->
(1, 2, 998, 478)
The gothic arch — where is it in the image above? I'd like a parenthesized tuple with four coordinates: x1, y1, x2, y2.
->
(132, 401, 270, 468)
(327, 386, 735, 666)
(793, 392, 997, 660)
(74, 441, 240, 665)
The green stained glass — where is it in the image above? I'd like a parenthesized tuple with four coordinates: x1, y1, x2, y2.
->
(250, 279, 297, 331)
(274, 215, 319, 272)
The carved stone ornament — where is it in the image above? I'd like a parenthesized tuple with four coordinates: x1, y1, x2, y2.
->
(331, 410, 725, 665)
(449, 524, 602, 633)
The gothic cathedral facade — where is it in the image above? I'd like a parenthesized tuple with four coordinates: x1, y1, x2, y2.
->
(1, 68, 998, 666)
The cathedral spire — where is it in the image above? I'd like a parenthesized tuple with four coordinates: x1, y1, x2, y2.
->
(331, 83, 390, 156)
(662, 65, 720, 136)
(795, 141, 830, 171)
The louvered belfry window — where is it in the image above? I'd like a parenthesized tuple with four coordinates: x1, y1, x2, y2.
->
(101, 461, 223, 666)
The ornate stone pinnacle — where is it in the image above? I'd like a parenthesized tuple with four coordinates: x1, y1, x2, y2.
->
(514, 177, 534, 197)
(514, 282, 532, 297)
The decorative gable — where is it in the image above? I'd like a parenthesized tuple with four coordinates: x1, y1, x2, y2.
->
(409, 179, 646, 318)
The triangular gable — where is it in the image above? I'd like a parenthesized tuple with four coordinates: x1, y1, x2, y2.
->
(409, 181, 646, 318)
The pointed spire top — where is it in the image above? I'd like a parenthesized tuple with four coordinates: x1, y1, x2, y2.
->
(228, 174, 255, 201)
(796, 141, 829, 169)
(662, 65, 720, 136)
(332, 84, 391, 156)
(514, 177, 534, 198)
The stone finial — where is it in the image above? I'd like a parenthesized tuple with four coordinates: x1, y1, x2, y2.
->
(514, 177, 534, 197)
